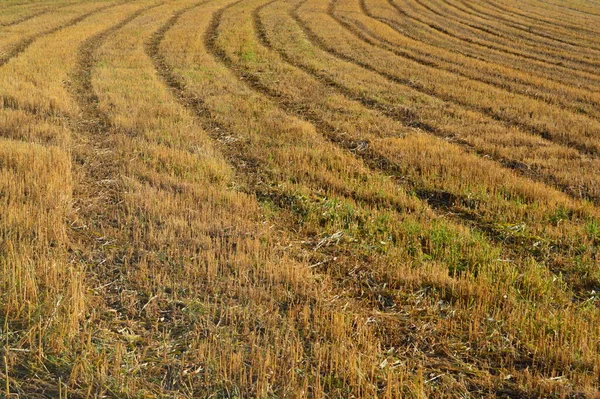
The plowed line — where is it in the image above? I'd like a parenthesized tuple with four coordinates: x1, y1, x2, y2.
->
(202, 0, 584, 257)
(533, 0, 600, 19)
(143, 6, 556, 379)
(410, 0, 600, 72)
(385, 0, 600, 83)
(147, 0, 401, 214)
(68, 0, 164, 301)
(368, 0, 600, 91)
(254, 1, 593, 203)
(150, 0, 444, 217)
(420, 0, 600, 58)
(226, 1, 592, 295)
(292, 0, 600, 160)
(443, 0, 600, 51)
(145, 6, 500, 390)
(482, 0, 600, 36)
(0, 2, 75, 28)
(0, 1, 128, 68)
(145, 0, 245, 157)
(335, 0, 600, 121)
(359, 0, 600, 94)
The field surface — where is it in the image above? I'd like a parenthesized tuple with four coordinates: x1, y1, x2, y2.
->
(1, 0, 600, 397)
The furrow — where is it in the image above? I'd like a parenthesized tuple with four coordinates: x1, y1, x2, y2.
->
(443, 0, 600, 51)
(0, 1, 76, 28)
(67, 0, 165, 305)
(407, 0, 600, 73)
(339, 0, 600, 121)
(360, 0, 600, 93)
(147, 0, 406, 215)
(534, 0, 600, 19)
(384, 0, 600, 88)
(251, 0, 600, 272)
(294, 0, 600, 159)
(371, 0, 600, 92)
(147, 0, 600, 385)
(255, 0, 596, 204)
(482, 0, 600, 36)
(72, 2, 164, 126)
(216, 0, 588, 260)
(0, 1, 128, 68)
(415, 0, 598, 57)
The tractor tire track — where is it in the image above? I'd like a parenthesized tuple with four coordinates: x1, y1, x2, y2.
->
(144, 1, 445, 369)
(153, 5, 600, 367)
(482, 0, 600, 37)
(148, 0, 487, 233)
(359, 0, 600, 93)
(251, 0, 597, 250)
(530, 0, 600, 20)
(146, 0, 416, 216)
(144, 5, 579, 387)
(0, 3, 137, 123)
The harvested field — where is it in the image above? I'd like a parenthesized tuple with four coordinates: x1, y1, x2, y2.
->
(1, 0, 600, 397)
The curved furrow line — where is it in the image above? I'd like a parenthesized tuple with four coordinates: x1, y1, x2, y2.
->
(145, 0, 213, 115)
(67, 0, 165, 288)
(145, 0, 254, 169)
(151, 0, 485, 236)
(399, 0, 598, 71)
(263, 0, 600, 208)
(150, 8, 600, 382)
(253, 1, 595, 205)
(482, 0, 600, 36)
(148, 2, 413, 250)
(440, 0, 600, 60)
(1, 7, 56, 28)
(385, 0, 600, 85)
(367, 0, 600, 92)
(205, 0, 595, 261)
(293, 0, 600, 161)
(147, 0, 379, 214)
(431, 0, 600, 55)
(336, 0, 600, 122)
(144, 5, 597, 386)
(147, 0, 445, 307)
(147, 0, 418, 218)
(0, 0, 128, 69)
(72, 1, 165, 124)
(148, 0, 384, 223)
(409, 0, 600, 72)
(445, 0, 600, 50)
(436, 0, 600, 55)
(534, 0, 600, 19)
(0, 1, 76, 28)
(359, 0, 600, 96)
